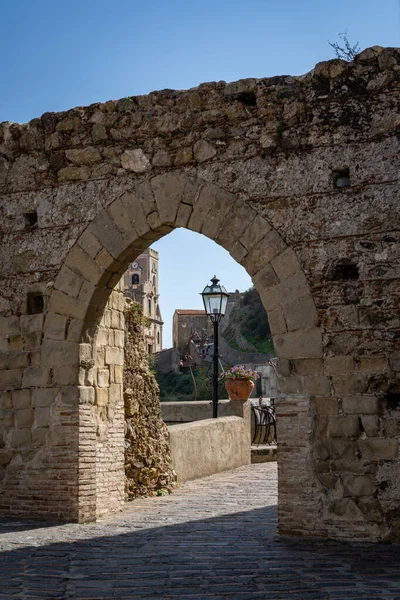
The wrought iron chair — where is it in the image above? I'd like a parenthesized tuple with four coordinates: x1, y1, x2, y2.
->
(251, 401, 277, 446)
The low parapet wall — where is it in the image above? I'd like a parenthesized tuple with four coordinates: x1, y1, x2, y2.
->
(168, 414, 251, 482)
(161, 399, 243, 423)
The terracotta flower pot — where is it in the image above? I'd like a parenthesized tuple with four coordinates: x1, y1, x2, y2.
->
(225, 378, 255, 401)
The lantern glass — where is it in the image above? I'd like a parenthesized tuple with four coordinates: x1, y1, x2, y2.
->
(201, 276, 229, 320)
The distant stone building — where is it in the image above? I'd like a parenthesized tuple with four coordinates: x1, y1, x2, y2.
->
(172, 309, 212, 357)
(172, 289, 274, 368)
(123, 248, 163, 353)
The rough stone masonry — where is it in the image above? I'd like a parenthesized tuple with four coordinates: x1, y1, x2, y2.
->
(0, 45, 399, 541)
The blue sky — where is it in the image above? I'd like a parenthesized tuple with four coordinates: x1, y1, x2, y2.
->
(1, 1, 399, 346)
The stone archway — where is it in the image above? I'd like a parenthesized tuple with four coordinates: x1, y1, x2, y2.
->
(0, 46, 399, 541)
(42, 173, 322, 526)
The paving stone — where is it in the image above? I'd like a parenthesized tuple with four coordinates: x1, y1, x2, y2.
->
(1, 463, 400, 598)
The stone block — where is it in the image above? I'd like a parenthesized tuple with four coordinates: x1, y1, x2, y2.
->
(110, 310, 120, 329)
(325, 356, 355, 374)
(267, 308, 287, 335)
(342, 395, 380, 415)
(302, 375, 331, 396)
(52, 366, 79, 385)
(65, 147, 101, 165)
(97, 369, 110, 387)
(252, 263, 279, 291)
(331, 374, 369, 395)
(109, 382, 122, 403)
(29, 350, 41, 367)
(95, 248, 114, 270)
(174, 145, 193, 165)
(41, 340, 79, 367)
(32, 428, 48, 446)
(32, 388, 58, 407)
(106, 195, 134, 234)
(9, 335, 23, 351)
(200, 192, 232, 241)
(118, 191, 152, 238)
(66, 319, 84, 343)
(78, 230, 103, 259)
(151, 171, 187, 224)
(0, 449, 13, 466)
(12, 389, 31, 409)
(121, 149, 151, 172)
(15, 408, 34, 428)
(229, 241, 248, 263)
(65, 245, 104, 286)
(114, 365, 123, 384)
(271, 247, 300, 281)
(58, 166, 91, 182)
(11, 429, 31, 448)
(327, 416, 360, 439)
(105, 346, 124, 366)
(61, 386, 79, 405)
(278, 374, 303, 394)
(359, 355, 388, 372)
(285, 296, 319, 332)
(22, 367, 51, 388)
(0, 369, 23, 390)
(34, 407, 51, 428)
(79, 386, 95, 405)
(96, 328, 109, 347)
(48, 291, 88, 320)
(0, 392, 12, 411)
(342, 474, 375, 497)
(360, 415, 379, 437)
(389, 352, 400, 372)
(0, 317, 20, 335)
(242, 229, 287, 276)
(315, 396, 339, 415)
(273, 328, 322, 359)
(22, 332, 41, 350)
(276, 358, 292, 377)
(175, 203, 193, 228)
(188, 182, 234, 236)
(96, 388, 109, 406)
(79, 366, 95, 386)
(358, 438, 398, 460)
(8, 352, 29, 369)
(44, 312, 68, 341)
(114, 330, 124, 348)
(0, 408, 14, 428)
(0, 336, 8, 353)
(240, 216, 272, 252)
(293, 358, 323, 376)
(20, 314, 44, 334)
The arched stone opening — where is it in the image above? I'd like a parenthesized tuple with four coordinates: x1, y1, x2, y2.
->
(35, 173, 322, 532)
(0, 47, 399, 540)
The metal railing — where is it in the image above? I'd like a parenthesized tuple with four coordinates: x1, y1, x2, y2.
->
(251, 399, 277, 446)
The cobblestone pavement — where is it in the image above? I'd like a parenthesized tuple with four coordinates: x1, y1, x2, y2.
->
(1, 462, 400, 599)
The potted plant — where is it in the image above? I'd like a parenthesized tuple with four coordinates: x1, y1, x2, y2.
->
(220, 365, 260, 401)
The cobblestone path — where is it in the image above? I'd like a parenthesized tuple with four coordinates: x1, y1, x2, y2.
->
(1, 462, 400, 599)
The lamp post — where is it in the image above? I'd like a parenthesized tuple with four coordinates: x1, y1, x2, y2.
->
(201, 276, 229, 418)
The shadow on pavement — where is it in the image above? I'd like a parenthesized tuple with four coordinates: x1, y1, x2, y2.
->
(1, 504, 400, 599)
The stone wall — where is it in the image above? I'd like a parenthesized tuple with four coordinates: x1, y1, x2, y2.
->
(0, 46, 399, 540)
(124, 302, 176, 498)
(168, 411, 251, 483)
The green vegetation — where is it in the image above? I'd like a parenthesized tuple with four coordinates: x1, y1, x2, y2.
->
(224, 287, 275, 355)
(156, 367, 228, 402)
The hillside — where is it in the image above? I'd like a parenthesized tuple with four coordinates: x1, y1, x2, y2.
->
(221, 287, 274, 355)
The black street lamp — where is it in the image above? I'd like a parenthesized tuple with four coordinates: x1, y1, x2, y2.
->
(201, 276, 229, 418)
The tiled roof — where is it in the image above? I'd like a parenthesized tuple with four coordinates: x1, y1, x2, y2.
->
(175, 309, 206, 315)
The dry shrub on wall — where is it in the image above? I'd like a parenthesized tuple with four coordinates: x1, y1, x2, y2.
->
(124, 301, 176, 499)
